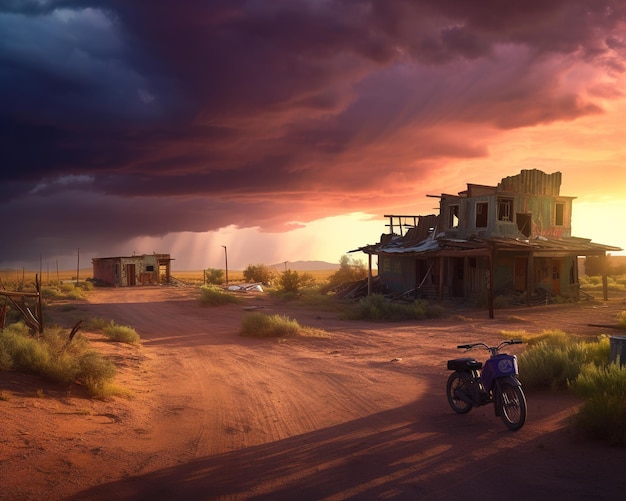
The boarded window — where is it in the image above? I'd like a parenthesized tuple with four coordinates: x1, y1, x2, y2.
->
(555, 203, 564, 226)
(475, 202, 488, 228)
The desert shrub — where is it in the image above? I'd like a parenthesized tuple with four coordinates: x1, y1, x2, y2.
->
(276, 270, 316, 295)
(518, 331, 610, 390)
(199, 285, 241, 306)
(321, 255, 368, 293)
(571, 362, 626, 445)
(78, 351, 118, 397)
(41, 283, 87, 300)
(240, 312, 328, 338)
(344, 294, 447, 321)
(86, 316, 109, 331)
(204, 268, 224, 285)
(241, 312, 302, 338)
(102, 321, 140, 344)
(0, 323, 53, 375)
(0, 322, 118, 397)
(243, 264, 274, 284)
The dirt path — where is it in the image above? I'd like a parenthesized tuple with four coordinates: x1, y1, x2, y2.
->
(1, 287, 625, 500)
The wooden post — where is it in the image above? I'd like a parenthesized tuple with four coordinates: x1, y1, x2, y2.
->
(601, 253, 608, 301)
(526, 253, 534, 306)
(367, 254, 372, 296)
(438, 256, 445, 301)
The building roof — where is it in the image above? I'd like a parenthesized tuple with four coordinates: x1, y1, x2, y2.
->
(355, 232, 622, 258)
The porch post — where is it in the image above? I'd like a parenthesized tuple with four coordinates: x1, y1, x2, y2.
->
(526, 252, 534, 306)
(368, 254, 372, 297)
(438, 256, 445, 301)
(601, 253, 608, 301)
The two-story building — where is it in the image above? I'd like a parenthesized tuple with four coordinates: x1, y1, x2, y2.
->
(354, 169, 621, 315)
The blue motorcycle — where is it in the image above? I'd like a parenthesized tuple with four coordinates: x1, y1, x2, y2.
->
(446, 339, 527, 431)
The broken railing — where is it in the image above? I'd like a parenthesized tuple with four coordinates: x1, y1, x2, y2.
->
(0, 275, 81, 340)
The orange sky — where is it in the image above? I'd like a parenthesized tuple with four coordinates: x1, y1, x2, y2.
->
(1, 3, 625, 270)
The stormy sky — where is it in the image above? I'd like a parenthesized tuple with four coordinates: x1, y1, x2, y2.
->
(1, 1, 625, 271)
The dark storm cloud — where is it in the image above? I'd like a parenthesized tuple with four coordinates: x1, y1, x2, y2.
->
(1, 0, 625, 266)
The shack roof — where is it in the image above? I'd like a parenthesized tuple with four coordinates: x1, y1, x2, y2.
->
(354, 232, 622, 258)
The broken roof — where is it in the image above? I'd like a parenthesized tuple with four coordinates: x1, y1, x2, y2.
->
(356, 232, 622, 258)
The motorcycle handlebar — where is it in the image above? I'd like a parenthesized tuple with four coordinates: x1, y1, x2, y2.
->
(456, 339, 523, 350)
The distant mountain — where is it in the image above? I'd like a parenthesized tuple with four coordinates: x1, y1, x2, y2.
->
(270, 260, 340, 271)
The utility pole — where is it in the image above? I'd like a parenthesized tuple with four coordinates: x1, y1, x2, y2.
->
(222, 245, 229, 285)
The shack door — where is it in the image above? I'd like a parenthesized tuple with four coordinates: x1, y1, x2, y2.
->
(126, 264, 136, 286)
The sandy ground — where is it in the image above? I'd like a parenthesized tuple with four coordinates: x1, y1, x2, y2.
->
(1, 286, 626, 501)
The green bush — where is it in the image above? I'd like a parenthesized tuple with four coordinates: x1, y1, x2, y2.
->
(322, 255, 368, 292)
(102, 321, 140, 344)
(518, 331, 609, 390)
(199, 285, 241, 306)
(344, 294, 447, 321)
(276, 270, 315, 295)
(204, 268, 224, 285)
(571, 362, 626, 445)
(243, 264, 274, 284)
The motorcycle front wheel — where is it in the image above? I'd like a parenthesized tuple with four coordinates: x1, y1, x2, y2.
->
(446, 371, 473, 414)
(498, 382, 527, 431)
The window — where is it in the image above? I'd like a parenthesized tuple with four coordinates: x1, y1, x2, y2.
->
(555, 203, 564, 226)
(449, 205, 459, 228)
(475, 202, 489, 228)
(497, 198, 513, 222)
(146, 265, 154, 272)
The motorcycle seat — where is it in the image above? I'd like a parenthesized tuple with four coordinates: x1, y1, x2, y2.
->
(447, 358, 483, 370)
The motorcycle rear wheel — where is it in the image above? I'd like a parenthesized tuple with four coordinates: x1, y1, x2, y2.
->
(498, 382, 527, 431)
(446, 371, 473, 414)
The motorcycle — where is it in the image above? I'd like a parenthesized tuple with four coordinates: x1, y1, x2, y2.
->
(446, 339, 527, 431)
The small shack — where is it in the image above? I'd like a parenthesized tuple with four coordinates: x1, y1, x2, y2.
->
(92, 253, 173, 287)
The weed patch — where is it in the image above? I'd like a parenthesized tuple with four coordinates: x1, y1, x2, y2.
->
(102, 321, 140, 344)
(517, 330, 609, 390)
(0, 322, 119, 398)
(571, 362, 626, 445)
(343, 294, 448, 321)
(240, 312, 328, 338)
(199, 285, 241, 306)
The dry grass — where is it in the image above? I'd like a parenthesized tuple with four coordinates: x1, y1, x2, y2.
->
(171, 268, 338, 285)
(1, 268, 339, 286)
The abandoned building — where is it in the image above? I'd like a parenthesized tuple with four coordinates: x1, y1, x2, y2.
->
(354, 169, 622, 315)
(92, 253, 173, 287)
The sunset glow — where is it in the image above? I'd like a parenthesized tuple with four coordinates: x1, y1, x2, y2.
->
(1, 2, 625, 270)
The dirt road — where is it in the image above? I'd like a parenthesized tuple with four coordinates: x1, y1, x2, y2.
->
(1, 287, 625, 500)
